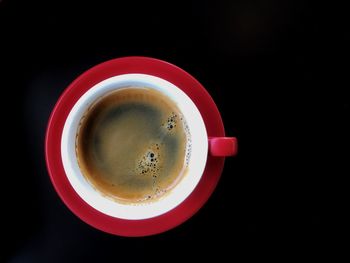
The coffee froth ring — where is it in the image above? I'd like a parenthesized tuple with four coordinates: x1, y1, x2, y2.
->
(75, 87, 191, 204)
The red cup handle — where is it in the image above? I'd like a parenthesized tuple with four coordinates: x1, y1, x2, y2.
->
(209, 137, 238, 157)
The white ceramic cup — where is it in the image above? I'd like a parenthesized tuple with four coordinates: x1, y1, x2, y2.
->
(61, 74, 208, 220)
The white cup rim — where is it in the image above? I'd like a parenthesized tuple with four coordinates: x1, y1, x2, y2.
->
(61, 74, 208, 220)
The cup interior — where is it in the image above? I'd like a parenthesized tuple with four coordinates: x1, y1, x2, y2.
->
(61, 74, 208, 220)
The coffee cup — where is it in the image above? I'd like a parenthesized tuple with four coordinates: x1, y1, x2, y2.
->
(46, 57, 237, 235)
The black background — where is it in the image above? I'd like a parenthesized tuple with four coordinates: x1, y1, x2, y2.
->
(1, 0, 348, 261)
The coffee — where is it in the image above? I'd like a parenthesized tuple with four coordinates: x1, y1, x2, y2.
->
(76, 87, 191, 203)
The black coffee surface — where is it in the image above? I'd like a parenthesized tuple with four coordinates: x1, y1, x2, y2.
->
(76, 87, 189, 203)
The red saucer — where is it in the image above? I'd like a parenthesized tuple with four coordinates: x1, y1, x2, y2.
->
(45, 57, 225, 236)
